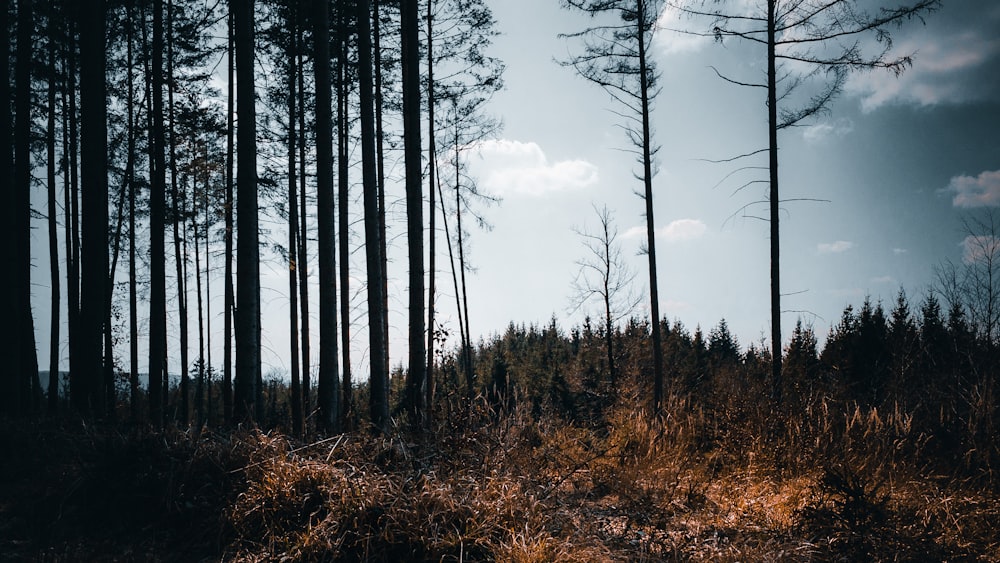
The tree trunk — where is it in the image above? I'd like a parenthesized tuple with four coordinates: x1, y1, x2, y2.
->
(149, 0, 169, 427)
(401, 0, 425, 423)
(636, 0, 663, 415)
(767, 0, 782, 404)
(315, 0, 341, 434)
(357, 0, 389, 431)
(424, 0, 436, 423)
(167, 0, 190, 426)
(296, 10, 311, 429)
(223, 3, 235, 425)
(453, 116, 473, 400)
(79, 0, 108, 417)
(336, 4, 353, 431)
(286, 2, 302, 437)
(373, 0, 389, 370)
(46, 0, 61, 415)
(234, 0, 261, 423)
(126, 0, 140, 423)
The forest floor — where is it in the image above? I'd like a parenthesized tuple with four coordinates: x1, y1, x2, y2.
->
(1, 404, 999, 562)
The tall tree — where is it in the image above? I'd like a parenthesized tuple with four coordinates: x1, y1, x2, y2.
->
(336, 0, 352, 430)
(149, 0, 169, 426)
(559, 0, 665, 414)
(223, 2, 235, 425)
(1, 0, 20, 417)
(233, 0, 262, 422)
(675, 0, 939, 402)
(400, 0, 425, 423)
(46, 0, 61, 414)
(126, 0, 141, 422)
(356, 0, 389, 431)
(286, 0, 303, 437)
(79, 0, 109, 415)
(316, 0, 341, 433)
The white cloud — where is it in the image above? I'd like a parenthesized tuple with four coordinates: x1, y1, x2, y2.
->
(871, 275, 896, 284)
(847, 30, 1000, 111)
(892, 248, 908, 255)
(946, 170, 1000, 208)
(962, 235, 1000, 265)
(654, 5, 711, 55)
(802, 118, 854, 142)
(661, 219, 707, 242)
(626, 219, 707, 243)
(817, 240, 853, 254)
(470, 139, 599, 197)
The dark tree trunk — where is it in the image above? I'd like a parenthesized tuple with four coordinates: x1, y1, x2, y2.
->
(401, 0, 425, 423)
(126, 0, 140, 423)
(356, 0, 389, 431)
(149, 0, 169, 427)
(373, 0, 389, 369)
(336, 3, 352, 431)
(296, 32, 311, 424)
(79, 0, 108, 417)
(223, 3, 235, 425)
(453, 118, 473, 400)
(424, 0, 436, 423)
(636, 0, 663, 415)
(167, 0, 190, 426)
(315, 0, 341, 434)
(1, 0, 20, 417)
(767, 0, 782, 404)
(233, 0, 261, 422)
(286, 2, 302, 437)
(47, 0, 61, 415)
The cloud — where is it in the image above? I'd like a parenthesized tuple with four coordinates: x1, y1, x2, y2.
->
(846, 28, 1000, 111)
(871, 275, 896, 284)
(470, 139, 599, 197)
(817, 240, 853, 254)
(892, 248, 908, 255)
(654, 5, 712, 55)
(626, 219, 707, 243)
(962, 235, 1000, 265)
(802, 118, 854, 142)
(662, 219, 707, 241)
(945, 170, 1000, 208)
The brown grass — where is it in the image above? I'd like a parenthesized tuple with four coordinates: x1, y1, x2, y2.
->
(1, 394, 998, 561)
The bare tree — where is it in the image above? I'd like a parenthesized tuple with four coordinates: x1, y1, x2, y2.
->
(570, 205, 642, 386)
(672, 0, 939, 402)
(559, 0, 666, 414)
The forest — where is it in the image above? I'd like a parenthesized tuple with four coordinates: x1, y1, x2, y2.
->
(2, 0, 999, 560)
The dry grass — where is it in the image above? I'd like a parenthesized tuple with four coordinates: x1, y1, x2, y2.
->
(2, 395, 998, 561)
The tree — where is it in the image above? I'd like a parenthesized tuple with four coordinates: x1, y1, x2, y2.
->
(400, 0, 425, 423)
(234, 0, 262, 422)
(356, 0, 389, 431)
(149, 0, 169, 426)
(285, 0, 303, 436)
(222, 1, 235, 425)
(79, 0, 109, 415)
(559, 0, 666, 414)
(569, 205, 641, 387)
(315, 0, 341, 433)
(673, 0, 939, 403)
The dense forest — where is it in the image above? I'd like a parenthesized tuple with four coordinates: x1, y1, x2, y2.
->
(2, 0, 998, 560)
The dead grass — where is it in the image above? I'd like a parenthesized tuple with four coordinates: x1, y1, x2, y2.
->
(2, 395, 998, 561)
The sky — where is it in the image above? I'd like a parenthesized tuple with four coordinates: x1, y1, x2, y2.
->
(28, 0, 1000, 380)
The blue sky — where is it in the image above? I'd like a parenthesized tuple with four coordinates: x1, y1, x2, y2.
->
(28, 0, 1000, 379)
(458, 0, 1000, 353)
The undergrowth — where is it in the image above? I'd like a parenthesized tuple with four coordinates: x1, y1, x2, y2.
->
(1, 391, 998, 561)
